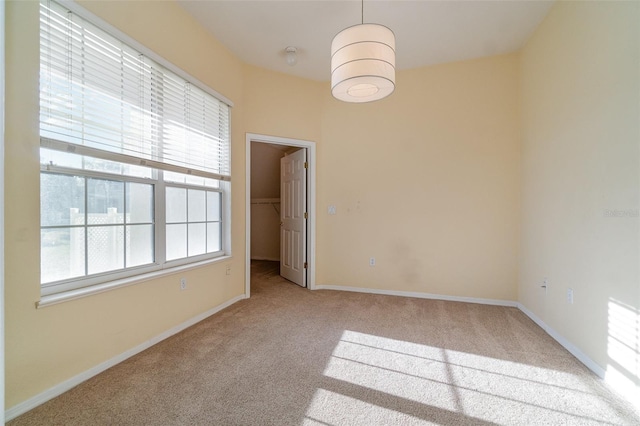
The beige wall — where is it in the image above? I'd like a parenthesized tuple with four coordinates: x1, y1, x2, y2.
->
(6, 5, 523, 408)
(243, 64, 323, 143)
(251, 144, 285, 200)
(242, 65, 323, 265)
(250, 201, 281, 261)
(250, 144, 285, 261)
(5, 0, 246, 409)
(10, 0, 637, 413)
(520, 0, 639, 395)
(317, 54, 521, 300)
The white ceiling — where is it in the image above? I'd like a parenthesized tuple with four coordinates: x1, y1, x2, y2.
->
(177, 1, 555, 82)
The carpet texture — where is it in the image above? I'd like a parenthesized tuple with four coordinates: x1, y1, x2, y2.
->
(9, 261, 640, 425)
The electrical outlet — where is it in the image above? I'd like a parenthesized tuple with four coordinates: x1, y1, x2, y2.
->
(226, 266, 231, 275)
(542, 277, 548, 294)
(180, 278, 187, 290)
(567, 288, 574, 304)
(369, 257, 376, 266)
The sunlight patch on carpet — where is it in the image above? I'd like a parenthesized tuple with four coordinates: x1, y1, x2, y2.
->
(312, 330, 626, 425)
(304, 388, 431, 426)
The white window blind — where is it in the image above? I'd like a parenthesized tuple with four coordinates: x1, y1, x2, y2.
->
(39, 0, 231, 180)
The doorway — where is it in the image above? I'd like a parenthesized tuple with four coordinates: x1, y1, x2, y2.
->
(245, 133, 316, 298)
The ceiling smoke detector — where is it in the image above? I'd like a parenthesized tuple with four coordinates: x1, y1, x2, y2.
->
(285, 46, 298, 66)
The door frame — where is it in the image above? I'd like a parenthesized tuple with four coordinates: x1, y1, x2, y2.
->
(0, 0, 5, 419)
(245, 133, 316, 298)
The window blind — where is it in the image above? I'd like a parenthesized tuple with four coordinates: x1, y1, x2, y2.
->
(39, 0, 231, 180)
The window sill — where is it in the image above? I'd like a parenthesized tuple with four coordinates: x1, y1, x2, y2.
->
(36, 255, 232, 309)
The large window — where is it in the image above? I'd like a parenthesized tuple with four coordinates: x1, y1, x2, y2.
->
(39, 0, 231, 297)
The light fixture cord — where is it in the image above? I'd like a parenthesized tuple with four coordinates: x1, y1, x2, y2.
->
(361, 0, 364, 24)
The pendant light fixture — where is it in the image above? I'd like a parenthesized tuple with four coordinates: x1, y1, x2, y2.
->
(331, 0, 396, 103)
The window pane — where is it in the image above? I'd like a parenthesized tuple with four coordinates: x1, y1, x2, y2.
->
(87, 179, 125, 224)
(40, 148, 154, 179)
(41, 173, 85, 226)
(127, 183, 153, 224)
(166, 223, 187, 260)
(88, 226, 125, 274)
(203, 177, 220, 188)
(40, 148, 83, 169)
(188, 223, 206, 256)
(41, 228, 85, 283)
(126, 225, 154, 267)
(83, 156, 153, 179)
(163, 171, 187, 185)
(40, 0, 230, 180)
(207, 191, 221, 221)
(166, 187, 186, 223)
(188, 189, 206, 222)
(164, 170, 220, 188)
(207, 222, 221, 253)
(186, 174, 207, 186)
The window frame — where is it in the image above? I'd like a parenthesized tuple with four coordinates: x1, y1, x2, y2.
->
(40, 164, 159, 295)
(163, 183, 224, 264)
(37, 0, 233, 303)
(40, 162, 230, 298)
(39, 0, 232, 179)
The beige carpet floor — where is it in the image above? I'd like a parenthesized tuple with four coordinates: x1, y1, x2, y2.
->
(9, 260, 640, 425)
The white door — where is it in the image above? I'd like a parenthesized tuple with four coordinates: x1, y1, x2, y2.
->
(280, 149, 307, 287)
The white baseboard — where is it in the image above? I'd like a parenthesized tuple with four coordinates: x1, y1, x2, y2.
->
(5, 294, 246, 422)
(517, 303, 640, 413)
(516, 303, 606, 377)
(314, 284, 518, 307)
